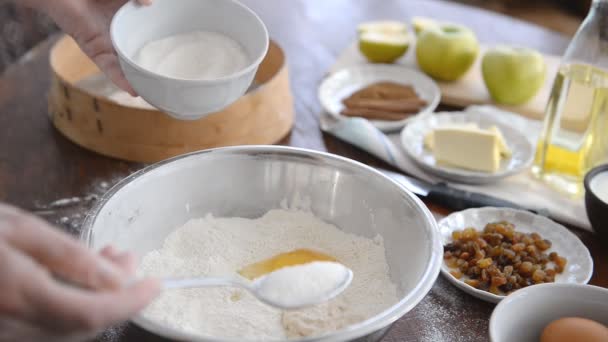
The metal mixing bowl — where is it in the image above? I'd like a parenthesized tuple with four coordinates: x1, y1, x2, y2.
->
(81, 146, 442, 342)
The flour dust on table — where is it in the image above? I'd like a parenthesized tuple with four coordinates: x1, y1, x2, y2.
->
(30, 173, 129, 236)
(413, 276, 490, 342)
(138, 209, 399, 340)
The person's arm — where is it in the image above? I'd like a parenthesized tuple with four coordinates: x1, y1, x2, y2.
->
(19, 0, 152, 95)
(0, 204, 160, 341)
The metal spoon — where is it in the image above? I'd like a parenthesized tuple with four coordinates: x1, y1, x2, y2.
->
(162, 263, 353, 310)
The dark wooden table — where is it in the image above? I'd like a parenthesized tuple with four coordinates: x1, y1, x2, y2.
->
(0, 1, 605, 341)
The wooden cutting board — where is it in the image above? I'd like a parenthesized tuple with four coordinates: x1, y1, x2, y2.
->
(330, 41, 586, 132)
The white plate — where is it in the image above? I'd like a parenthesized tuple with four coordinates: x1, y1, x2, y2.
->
(438, 207, 594, 303)
(319, 64, 441, 132)
(400, 111, 534, 184)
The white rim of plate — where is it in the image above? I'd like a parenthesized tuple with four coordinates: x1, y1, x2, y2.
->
(438, 207, 594, 303)
(319, 64, 441, 132)
(400, 112, 534, 184)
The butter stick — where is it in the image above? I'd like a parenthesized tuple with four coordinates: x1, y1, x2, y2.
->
(433, 127, 501, 173)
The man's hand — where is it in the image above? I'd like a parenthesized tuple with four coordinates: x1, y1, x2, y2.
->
(0, 204, 160, 341)
(26, 0, 152, 95)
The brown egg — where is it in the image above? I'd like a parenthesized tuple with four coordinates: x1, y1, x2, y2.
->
(540, 317, 608, 342)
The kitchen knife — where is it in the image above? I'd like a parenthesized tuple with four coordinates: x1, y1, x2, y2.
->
(378, 168, 548, 215)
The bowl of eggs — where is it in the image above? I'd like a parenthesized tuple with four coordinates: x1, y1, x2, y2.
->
(110, 0, 269, 119)
(489, 283, 608, 342)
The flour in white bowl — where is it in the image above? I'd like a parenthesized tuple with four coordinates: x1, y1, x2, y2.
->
(134, 31, 250, 80)
(138, 209, 399, 340)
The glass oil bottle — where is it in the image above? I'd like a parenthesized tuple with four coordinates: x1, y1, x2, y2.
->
(532, 0, 608, 197)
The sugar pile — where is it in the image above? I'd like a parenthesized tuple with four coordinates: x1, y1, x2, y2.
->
(75, 30, 250, 110)
(255, 261, 350, 308)
(134, 31, 249, 80)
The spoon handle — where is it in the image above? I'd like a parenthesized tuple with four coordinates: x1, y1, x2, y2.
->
(162, 277, 248, 290)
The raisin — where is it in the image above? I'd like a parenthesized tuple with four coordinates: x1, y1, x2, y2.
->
(549, 252, 558, 260)
(526, 245, 538, 256)
(535, 239, 552, 251)
(491, 276, 507, 287)
(444, 243, 458, 252)
(446, 257, 459, 268)
(450, 270, 463, 279)
(519, 261, 534, 276)
(481, 269, 489, 282)
(504, 249, 516, 260)
(465, 279, 480, 288)
(462, 228, 478, 240)
(555, 256, 568, 273)
(477, 258, 493, 269)
(512, 242, 526, 252)
(475, 238, 488, 249)
(489, 285, 501, 295)
(532, 269, 546, 283)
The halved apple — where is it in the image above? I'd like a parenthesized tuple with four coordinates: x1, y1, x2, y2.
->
(358, 21, 410, 63)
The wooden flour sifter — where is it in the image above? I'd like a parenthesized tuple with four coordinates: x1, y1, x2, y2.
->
(48, 36, 294, 163)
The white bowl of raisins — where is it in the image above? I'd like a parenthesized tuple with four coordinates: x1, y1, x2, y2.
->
(438, 207, 593, 303)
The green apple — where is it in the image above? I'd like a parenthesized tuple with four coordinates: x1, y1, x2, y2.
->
(415, 24, 479, 81)
(358, 21, 410, 63)
(358, 20, 408, 35)
(482, 46, 546, 105)
(411, 17, 440, 36)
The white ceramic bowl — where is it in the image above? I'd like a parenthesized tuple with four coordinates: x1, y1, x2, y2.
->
(319, 64, 441, 132)
(438, 207, 593, 303)
(81, 146, 443, 342)
(490, 283, 608, 342)
(111, 0, 269, 120)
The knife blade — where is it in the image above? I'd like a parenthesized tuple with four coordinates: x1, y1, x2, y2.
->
(377, 168, 547, 215)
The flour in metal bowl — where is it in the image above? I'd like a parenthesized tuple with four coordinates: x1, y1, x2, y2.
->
(137, 209, 399, 340)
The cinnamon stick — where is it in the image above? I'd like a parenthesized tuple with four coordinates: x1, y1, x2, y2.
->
(342, 98, 427, 113)
(340, 81, 427, 121)
(349, 82, 417, 100)
(340, 108, 413, 121)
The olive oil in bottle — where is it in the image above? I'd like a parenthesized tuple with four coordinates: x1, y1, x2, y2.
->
(532, 0, 608, 197)
(532, 64, 608, 196)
